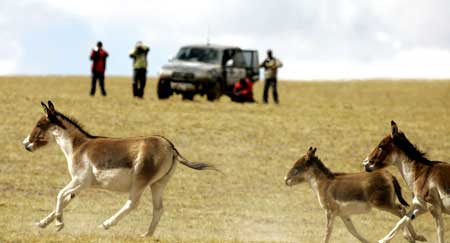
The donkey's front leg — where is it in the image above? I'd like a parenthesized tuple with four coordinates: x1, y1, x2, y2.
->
(430, 206, 445, 243)
(378, 202, 427, 243)
(323, 211, 335, 243)
(37, 193, 76, 228)
(54, 179, 83, 231)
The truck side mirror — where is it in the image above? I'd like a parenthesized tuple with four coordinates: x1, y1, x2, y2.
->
(226, 59, 234, 67)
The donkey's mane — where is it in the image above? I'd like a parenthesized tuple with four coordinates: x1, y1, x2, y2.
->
(56, 111, 99, 138)
(394, 133, 438, 166)
(311, 156, 335, 179)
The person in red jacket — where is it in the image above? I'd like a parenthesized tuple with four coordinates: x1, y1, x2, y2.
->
(90, 41, 109, 96)
(230, 77, 255, 103)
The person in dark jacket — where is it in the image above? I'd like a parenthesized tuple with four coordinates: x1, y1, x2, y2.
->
(89, 41, 109, 96)
(129, 41, 150, 98)
(260, 49, 282, 104)
(230, 77, 255, 103)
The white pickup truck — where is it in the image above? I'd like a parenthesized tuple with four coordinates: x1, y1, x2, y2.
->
(157, 44, 259, 101)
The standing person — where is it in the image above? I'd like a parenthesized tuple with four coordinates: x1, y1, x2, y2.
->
(260, 49, 282, 104)
(129, 41, 150, 98)
(90, 41, 109, 96)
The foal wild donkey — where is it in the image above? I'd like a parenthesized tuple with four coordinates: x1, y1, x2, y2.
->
(364, 121, 450, 243)
(22, 101, 217, 236)
(285, 147, 425, 243)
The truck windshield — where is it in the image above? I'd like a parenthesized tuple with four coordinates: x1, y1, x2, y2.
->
(175, 47, 219, 64)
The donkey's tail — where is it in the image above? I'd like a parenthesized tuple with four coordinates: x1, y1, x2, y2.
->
(392, 176, 409, 207)
(177, 154, 218, 171)
(157, 135, 220, 172)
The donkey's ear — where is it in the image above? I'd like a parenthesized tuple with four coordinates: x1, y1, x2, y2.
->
(312, 147, 317, 155)
(391, 120, 399, 136)
(41, 101, 50, 114)
(307, 147, 316, 157)
(47, 100, 56, 113)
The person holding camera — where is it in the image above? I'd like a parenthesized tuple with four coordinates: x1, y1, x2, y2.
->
(89, 41, 109, 96)
(260, 49, 282, 104)
(129, 41, 150, 98)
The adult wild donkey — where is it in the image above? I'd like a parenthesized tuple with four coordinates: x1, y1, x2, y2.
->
(364, 121, 450, 243)
(22, 101, 217, 236)
(285, 147, 425, 243)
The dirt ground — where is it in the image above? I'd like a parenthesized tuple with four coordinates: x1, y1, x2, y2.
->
(1, 76, 449, 242)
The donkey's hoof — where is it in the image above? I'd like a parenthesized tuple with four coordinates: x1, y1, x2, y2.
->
(403, 234, 415, 243)
(100, 222, 109, 230)
(55, 222, 64, 232)
(36, 221, 48, 228)
(415, 235, 427, 242)
(140, 232, 152, 237)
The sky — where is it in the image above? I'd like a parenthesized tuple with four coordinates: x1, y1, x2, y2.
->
(2, 0, 450, 80)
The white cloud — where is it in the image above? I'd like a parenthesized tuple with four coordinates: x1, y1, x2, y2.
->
(0, 37, 21, 74)
(27, 0, 217, 23)
(0, 24, 23, 74)
(285, 48, 450, 80)
(0, 59, 19, 75)
(378, 48, 450, 78)
(375, 32, 389, 43)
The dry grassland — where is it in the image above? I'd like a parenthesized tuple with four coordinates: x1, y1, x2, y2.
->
(0, 76, 450, 243)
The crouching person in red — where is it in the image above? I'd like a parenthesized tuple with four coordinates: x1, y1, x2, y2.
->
(230, 77, 255, 103)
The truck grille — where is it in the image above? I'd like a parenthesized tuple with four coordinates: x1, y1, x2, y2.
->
(172, 72, 195, 80)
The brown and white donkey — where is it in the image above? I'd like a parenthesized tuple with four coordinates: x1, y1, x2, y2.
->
(364, 121, 450, 243)
(285, 147, 425, 243)
(22, 101, 217, 236)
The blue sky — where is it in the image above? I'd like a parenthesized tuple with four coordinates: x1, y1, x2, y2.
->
(2, 0, 450, 79)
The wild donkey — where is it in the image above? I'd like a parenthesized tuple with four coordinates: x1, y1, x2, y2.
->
(285, 147, 425, 243)
(364, 121, 450, 243)
(22, 101, 217, 236)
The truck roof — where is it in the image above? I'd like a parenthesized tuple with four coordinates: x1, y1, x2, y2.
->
(180, 44, 241, 50)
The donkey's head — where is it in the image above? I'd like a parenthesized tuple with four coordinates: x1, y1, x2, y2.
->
(284, 147, 317, 186)
(363, 120, 407, 172)
(22, 101, 65, 152)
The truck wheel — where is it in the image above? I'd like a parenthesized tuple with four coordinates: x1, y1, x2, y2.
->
(182, 93, 194, 101)
(206, 82, 221, 101)
(157, 79, 172, 99)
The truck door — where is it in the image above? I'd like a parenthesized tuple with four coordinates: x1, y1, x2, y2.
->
(242, 50, 259, 82)
(224, 49, 247, 88)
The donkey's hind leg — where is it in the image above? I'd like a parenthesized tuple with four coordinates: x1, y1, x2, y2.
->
(142, 174, 172, 237)
(37, 193, 76, 228)
(340, 216, 370, 243)
(101, 183, 146, 230)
